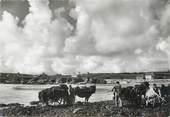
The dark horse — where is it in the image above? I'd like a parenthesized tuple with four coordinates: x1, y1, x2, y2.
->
(38, 84, 69, 105)
(74, 85, 96, 102)
(120, 82, 150, 106)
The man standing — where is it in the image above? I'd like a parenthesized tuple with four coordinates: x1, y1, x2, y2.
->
(112, 81, 122, 107)
(68, 85, 75, 105)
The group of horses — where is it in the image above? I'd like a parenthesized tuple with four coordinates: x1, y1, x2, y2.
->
(38, 82, 170, 107)
(119, 82, 170, 107)
(38, 84, 96, 105)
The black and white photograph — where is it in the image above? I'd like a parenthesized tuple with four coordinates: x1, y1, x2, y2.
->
(0, 0, 170, 117)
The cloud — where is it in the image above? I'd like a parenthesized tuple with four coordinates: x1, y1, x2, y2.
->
(63, 0, 169, 73)
(65, 0, 161, 54)
(0, 0, 72, 74)
(0, 0, 169, 74)
(157, 0, 170, 69)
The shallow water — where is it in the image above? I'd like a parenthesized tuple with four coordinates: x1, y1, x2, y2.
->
(0, 84, 114, 105)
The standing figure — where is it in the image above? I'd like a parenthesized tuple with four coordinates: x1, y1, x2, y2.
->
(68, 85, 75, 105)
(112, 81, 122, 107)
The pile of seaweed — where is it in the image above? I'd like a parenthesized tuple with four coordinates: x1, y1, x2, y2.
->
(1, 101, 170, 117)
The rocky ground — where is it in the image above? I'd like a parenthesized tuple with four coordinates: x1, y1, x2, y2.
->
(0, 100, 170, 117)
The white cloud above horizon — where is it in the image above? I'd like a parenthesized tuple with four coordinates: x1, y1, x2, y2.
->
(0, 0, 170, 75)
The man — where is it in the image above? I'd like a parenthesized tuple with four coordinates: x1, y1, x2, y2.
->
(68, 85, 75, 105)
(112, 81, 122, 107)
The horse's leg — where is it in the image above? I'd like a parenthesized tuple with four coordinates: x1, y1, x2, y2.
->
(58, 98, 62, 105)
(63, 97, 66, 105)
(153, 99, 156, 107)
(87, 98, 89, 103)
(54, 100, 58, 106)
(45, 101, 48, 106)
(85, 98, 87, 103)
(85, 97, 88, 104)
(146, 100, 148, 107)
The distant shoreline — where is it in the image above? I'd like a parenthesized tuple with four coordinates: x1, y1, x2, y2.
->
(1, 71, 170, 84)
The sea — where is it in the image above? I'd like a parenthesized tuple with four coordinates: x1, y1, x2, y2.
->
(0, 84, 114, 105)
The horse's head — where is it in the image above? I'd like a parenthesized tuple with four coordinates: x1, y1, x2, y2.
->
(90, 85, 96, 94)
(136, 82, 150, 95)
(143, 82, 150, 88)
(59, 84, 68, 91)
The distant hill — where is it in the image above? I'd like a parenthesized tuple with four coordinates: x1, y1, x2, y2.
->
(79, 71, 170, 80)
(0, 71, 170, 84)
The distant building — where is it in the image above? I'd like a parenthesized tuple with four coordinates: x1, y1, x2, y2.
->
(143, 71, 170, 80)
(144, 72, 154, 81)
(136, 72, 155, 81)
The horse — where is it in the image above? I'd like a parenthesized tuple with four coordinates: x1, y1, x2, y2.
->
(119, 82, 150, 107)
(38, 88, 51, 105)
(38, 84, 69, 105)
(74, 85, 96, 103)
(120, 86, 134, 104)
(160, 84, 170, 98)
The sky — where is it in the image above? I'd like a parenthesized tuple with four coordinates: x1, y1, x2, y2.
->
(0, 0, 170, 75)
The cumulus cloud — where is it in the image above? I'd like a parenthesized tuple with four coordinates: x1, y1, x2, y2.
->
(65, 0, 161, 53)
(0, 0, 72, 74)
(64, 0, 169, 73)
(0, 0, 170, 74)
(157, 0, 170, 69)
